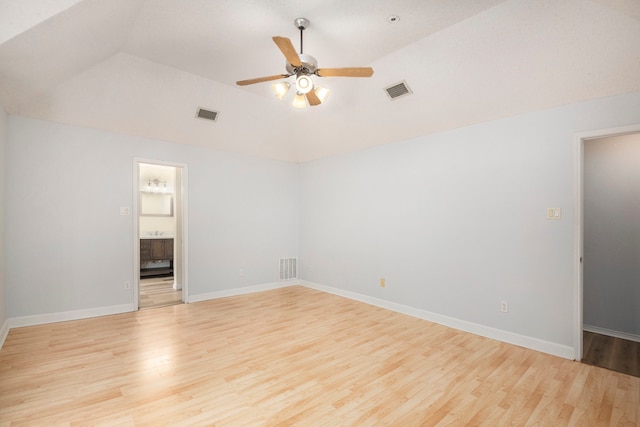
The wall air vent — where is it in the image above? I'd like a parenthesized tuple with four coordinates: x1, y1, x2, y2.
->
(195, 107, 219, 122)
(279, 257, 297, 281)
(384, 80, 413, 100)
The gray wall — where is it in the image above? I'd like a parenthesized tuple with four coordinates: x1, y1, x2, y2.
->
(3, 91, 640, 353)
(0, 106, 6, 331)
(584, 133, 640, 336)
(299, 92, 640, 349)
(5, 116, 299, 318)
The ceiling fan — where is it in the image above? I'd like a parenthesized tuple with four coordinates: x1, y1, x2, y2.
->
(236, 18, 374, 107)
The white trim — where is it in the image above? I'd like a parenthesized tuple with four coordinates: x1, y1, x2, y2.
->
(179, 166, 189, 302)
(7, 304, 135, 329)
(573, 124, 640, 361)
(572, 132, 584, 361)
(133, 160, 140, 310)
(1, 281, 292, 343)
(301, 280, 575, 360)
(2, 281, 579, 359)
(584, 325, 640, 343)
(189, 281, 297, 304)
(0, 319, 9, 349)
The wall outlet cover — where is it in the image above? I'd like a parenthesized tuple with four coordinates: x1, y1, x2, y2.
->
(500, 300, 509, 313)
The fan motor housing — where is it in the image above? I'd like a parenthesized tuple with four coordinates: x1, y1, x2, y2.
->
(286, 53, 318, 75)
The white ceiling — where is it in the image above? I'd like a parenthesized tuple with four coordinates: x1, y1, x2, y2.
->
(1, 0, 639, 162)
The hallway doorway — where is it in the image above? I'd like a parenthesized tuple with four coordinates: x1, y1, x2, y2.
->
(582, 330, 640, 377)
(575, 126, 640, 374)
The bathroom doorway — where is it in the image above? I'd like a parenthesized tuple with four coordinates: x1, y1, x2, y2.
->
(134, 160, 188, 309)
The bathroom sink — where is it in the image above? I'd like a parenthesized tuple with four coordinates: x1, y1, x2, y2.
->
(140, 232, 174, 239)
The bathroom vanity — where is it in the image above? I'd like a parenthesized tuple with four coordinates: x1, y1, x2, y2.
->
(140, 238, 174, 277)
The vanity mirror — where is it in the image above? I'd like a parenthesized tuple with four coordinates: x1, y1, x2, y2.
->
(140, 192, 173, 216)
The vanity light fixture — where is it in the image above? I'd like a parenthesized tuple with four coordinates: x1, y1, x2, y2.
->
(147, 179, 167, 193)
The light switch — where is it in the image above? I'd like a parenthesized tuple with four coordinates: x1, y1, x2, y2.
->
(120, 207, 130, 216)
(546, 208, 561, 220)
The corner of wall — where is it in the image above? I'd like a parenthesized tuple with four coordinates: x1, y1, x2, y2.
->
(0, 107, 7, 348)
(0, 319, 8, 349)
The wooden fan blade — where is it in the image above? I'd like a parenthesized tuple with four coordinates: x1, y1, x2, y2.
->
(306, 90, 321, 106)
(236, 74, 289, 86)
(316, 67, 374, 78)
(273, 36, 302, 67)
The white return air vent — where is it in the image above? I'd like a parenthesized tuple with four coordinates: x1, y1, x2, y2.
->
(279, 257, 297, 281)
(384, 80, 413, 100)
(195, 107, 219, 122)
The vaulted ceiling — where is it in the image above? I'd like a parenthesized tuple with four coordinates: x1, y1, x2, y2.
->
(1, 0, 639, 162)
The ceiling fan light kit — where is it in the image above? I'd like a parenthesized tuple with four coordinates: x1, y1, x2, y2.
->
(292, 92, 307, 109)
(272, 82, 290, 99)
(296, 75, 313, 94)
(314, 86, 330, 103)
(236, 17, 374, 109)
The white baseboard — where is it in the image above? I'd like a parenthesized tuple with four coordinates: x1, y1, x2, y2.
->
(7, 304, 136, 329)
(584, 324, 640, 343)
(2, 282, 577, 361)
(2, 281, 297, 347)
(188, 280, 297, 303)
(0, 318, 9, 350)
(301, 280, 575, 360)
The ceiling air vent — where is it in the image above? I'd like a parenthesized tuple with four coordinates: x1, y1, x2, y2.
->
(384, 80, 412, 100)
(195, 107, 219, 122)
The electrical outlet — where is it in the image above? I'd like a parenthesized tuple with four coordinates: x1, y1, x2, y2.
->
(239, 269, 245, 277)
(500, 300, 509, 313)
(380, 278, 386, 288)
(124, 281, 131, 290)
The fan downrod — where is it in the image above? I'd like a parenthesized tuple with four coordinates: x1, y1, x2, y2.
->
(285, 17, 316, 76)
(294, 17, 309, 54)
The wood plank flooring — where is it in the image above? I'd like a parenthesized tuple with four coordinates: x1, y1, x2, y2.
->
(139, 277, 182, 309)
(583, 330, 640, 378)
(1, 286, 639, 425)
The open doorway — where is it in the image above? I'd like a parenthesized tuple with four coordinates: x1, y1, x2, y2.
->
(135, 160, 188, 309)
(574, 126, 640, 376)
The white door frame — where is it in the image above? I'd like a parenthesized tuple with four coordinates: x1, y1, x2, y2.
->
(573, 124, 640, 360)
(133, 158, 189, 309)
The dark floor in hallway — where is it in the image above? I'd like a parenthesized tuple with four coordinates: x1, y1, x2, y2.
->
(583, 330, 640, 378)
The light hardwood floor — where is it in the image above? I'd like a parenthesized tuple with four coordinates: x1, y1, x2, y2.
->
(1, 286, 638, 425)
(139, 277, 182, 309)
